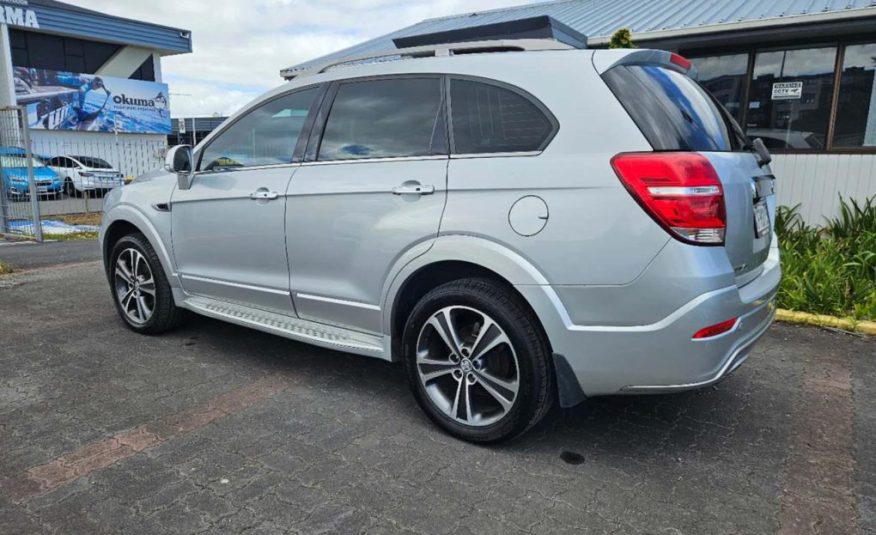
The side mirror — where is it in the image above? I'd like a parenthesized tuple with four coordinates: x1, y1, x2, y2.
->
(165, 145, 194, 190)
(751, 138, 772, 167)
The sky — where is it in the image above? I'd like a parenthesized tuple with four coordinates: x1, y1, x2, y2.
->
(66, 0, 536, 118)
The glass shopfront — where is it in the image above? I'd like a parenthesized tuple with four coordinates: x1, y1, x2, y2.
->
(692, 41, 876, 152)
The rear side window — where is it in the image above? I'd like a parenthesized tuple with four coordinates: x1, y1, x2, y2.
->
(450, 79, 555, 154)
(318, 78, 446, 161)
(602, 65, 741, 152)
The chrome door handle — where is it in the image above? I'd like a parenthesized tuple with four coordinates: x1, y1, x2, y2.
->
(392, 183, 435, 195)
(250, 188, 279, 200)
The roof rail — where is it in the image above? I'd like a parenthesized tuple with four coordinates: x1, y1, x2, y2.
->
(280, 38, 573, 80)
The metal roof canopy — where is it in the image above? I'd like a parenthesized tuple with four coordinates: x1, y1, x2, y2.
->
(392, 16, 587, 50)
(284, 0, 876, 76)
(16, 0, 191, 55)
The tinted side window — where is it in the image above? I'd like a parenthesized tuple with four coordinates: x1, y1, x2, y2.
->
(200, 87, 318, 171)
(450, 80, 554, 154)
(318, 78, 445, 161)
(602, 65, 739, 152)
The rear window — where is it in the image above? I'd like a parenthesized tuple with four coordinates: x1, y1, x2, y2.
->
(602, 64, 744, 152)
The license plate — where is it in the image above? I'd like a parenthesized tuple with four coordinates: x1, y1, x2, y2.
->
(37, 186, 48, 193)
(754, 201, 770, 238)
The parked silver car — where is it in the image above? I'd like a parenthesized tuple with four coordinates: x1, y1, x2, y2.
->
(100, 42, 780, 442)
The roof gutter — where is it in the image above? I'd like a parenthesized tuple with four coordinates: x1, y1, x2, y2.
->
(587, 6, 876, 46)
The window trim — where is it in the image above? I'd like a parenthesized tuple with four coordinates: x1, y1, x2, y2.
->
(195, 83, 327, 174)
(688, 38, 876, 154)
(446, 75, 559, 156)
(305, 74, 449, 164)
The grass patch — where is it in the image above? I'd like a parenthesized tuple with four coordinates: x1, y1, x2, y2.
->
(0, 260, 13, 275)
(44, 230, 99, 241)
(47, 212, 102, 226)
(776, 197, 876, 321)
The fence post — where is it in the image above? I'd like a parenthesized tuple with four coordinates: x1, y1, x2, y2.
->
(0, 162, 7, 234)
(19, 107, 42, 241)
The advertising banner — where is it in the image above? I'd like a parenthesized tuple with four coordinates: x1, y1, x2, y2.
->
(14, 67, 171, 134)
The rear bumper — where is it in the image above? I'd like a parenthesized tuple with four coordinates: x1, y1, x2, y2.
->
(618, 295, 775, 393)
(518, 240, 780, 402)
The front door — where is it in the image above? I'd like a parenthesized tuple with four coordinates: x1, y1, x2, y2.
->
(287, 76, 448, 333)
(171, 86, 321, 314)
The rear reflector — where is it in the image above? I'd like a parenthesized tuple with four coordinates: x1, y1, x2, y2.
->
(670, 53, 692, 70)
(693, 318, 738, 339)
(610, 152, 726, 245)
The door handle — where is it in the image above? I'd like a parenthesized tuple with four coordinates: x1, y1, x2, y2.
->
(250, 188, 279, 200)
(392, 182, 435, 196)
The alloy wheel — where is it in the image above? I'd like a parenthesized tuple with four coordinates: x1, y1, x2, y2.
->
(416, 306, 520, 427)
(114, 248, 155, 325)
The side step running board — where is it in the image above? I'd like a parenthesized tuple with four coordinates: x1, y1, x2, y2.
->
(183, 296, 386, 358)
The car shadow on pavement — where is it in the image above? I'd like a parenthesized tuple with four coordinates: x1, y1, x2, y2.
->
(179, 313, 782, 462)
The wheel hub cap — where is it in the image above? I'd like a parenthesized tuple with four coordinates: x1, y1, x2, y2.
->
(416, 305, 519, 427)
(113, 248, 155, 325)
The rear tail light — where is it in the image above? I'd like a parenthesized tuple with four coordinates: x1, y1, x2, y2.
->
(611, 152, 726, 245)
(670, 53, 692, 71)
(693, 317, 738, 339)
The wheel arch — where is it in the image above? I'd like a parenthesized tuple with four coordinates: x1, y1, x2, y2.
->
(383, 236, 559, 359)
(101, 206, 177, 288)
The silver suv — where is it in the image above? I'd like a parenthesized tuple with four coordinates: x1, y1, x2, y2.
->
(100, 42, 780, 443)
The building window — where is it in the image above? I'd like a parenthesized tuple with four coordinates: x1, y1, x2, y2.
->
(691, 54, 749, 122)
(833, 43, 876, 148)
(9, 30, 120, 76)
(745, 47, 837, 150)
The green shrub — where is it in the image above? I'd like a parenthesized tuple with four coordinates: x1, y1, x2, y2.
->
(609, 28, 637, 49)
(776, 197, 876, 320)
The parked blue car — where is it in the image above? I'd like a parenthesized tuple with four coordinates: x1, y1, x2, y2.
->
(0, 147, 62, 198)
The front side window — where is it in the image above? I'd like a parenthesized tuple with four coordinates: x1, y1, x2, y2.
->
(834, 43, 876, 148)
(318, 78, 445, 161)
(200, 87, 318, 171)
(746, 47, 837, 150)
(450, 79, 554, 154)
(691, 54, 749, 122)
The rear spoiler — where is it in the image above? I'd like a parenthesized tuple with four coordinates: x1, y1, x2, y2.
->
(592, 49, 698, 79)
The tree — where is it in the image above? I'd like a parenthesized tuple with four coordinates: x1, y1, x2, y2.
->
(609, 28, 637, 49)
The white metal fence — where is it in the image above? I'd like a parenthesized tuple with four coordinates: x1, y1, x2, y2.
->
(0, 105, 166, 241)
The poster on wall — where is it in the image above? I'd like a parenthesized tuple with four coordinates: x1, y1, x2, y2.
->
(13, 67, 171, 134)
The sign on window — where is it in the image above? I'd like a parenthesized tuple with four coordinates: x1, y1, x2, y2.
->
(771, 82, 803, 100)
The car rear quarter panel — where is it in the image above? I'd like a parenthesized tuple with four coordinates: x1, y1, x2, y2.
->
(439, 51, 669, 286)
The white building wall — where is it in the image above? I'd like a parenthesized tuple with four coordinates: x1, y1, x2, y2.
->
(30, 130, 165, 180)
(771, 153, 876, 226)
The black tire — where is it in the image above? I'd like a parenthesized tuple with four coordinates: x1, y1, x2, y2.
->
(402, 278, 554, 443)
(109, 232, 187, 334)
(64, 178, 80, 198)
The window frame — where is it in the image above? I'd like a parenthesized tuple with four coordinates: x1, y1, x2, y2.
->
(194, 82, 328, 174)
(446, 75, 560, 157)
(687, 38, 876, 155)
(304, 74, 450, 164)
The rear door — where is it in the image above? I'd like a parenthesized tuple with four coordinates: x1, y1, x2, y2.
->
(602, 60, 775, 284)
(286, 76, 448, 334)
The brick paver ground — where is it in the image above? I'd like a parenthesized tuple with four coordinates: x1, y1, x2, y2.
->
(1, 261, 874, 534)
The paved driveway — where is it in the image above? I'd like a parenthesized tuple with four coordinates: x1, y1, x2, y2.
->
(1, 261, 873, 534)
